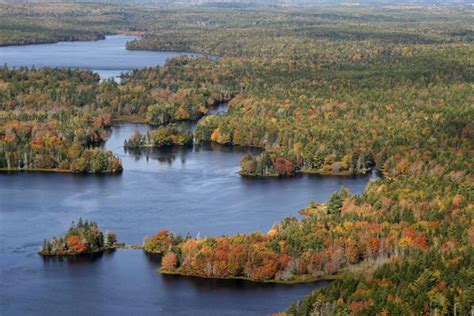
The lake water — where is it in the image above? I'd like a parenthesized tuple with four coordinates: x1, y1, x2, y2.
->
(0, 36, 377, 315)
(0, 35, 198, 80)
(0, 124, 376, 315)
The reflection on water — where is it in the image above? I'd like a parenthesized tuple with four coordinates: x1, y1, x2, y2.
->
(0, 36, 367, 314)
(124, 142, 261, 166)
(143, 251, 163, 264)
(1, 122, 376, 315)
(160, 270, 330, 292)
(41, 249, 117, 264)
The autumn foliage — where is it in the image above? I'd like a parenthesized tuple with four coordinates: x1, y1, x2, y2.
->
(3, 4, 473, 315)
(39, 219, 118, 256)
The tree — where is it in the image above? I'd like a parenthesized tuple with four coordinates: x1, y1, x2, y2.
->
(104, 230, 117, 247)
(66, 235, 87, 254)
(327, 192, 344, 215)
(162, 252, 178, 271)
(274, 158, 294, 176)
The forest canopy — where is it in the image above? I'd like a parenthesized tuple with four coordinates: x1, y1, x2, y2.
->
(1, 3, 473, 315)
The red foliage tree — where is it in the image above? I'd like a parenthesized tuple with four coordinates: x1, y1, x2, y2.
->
(66, 235, 87, 254)
(162, 252, 178, 271)
(274, 158, 294, 176)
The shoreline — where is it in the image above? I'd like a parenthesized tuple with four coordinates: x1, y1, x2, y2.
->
(0, 167, 122, 174)
(159, 268, 349, 285)
(39, 244, 125, 257)
(0, 31, 144, 48)
(240, 168, 374, 178)
(157, 256, 393, 284)
(0, 34, 108, 48)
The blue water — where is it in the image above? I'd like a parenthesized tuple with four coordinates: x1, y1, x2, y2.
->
(0, 35, 198, 80)
(0, 33, 377, 315)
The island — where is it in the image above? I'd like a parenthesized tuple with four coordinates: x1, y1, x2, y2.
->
(124, 125, 193, 149)
(39, 219, 121, 256)
(1, 2, 472, 315)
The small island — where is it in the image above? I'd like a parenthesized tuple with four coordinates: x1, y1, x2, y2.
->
(39, 219, 120, 256)
(124, 125, 193, 149)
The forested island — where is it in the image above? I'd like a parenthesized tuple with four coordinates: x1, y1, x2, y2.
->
(124, 125, 193, 148)
(1, 2, 473, 315)
(39, 219, 119, 256)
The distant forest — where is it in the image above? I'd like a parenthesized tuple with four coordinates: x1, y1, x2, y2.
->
(1, 3, 472, 315)
(0, 0, 471, 6)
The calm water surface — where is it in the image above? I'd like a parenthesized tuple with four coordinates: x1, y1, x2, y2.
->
(0, 124, 376, 315)
(0, 35, 198, 80)
(0, 36, 377, 315)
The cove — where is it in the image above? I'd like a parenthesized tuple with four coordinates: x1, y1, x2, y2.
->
(0, 36, 376, 315)
(0, 123, 376, 315)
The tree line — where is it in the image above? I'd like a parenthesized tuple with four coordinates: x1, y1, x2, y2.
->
(2, 4, 473, 314)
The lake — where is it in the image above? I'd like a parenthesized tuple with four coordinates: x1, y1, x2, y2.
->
(0, 36, 376, 315)
(0, 35, 198, 80)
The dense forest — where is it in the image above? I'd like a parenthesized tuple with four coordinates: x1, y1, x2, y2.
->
(39, 219, 118, 256)
(0, 57, 233, 171)
(0, 67, 123, 172)
(124, 125, 193, 148)
(1, 3, 473, 314)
